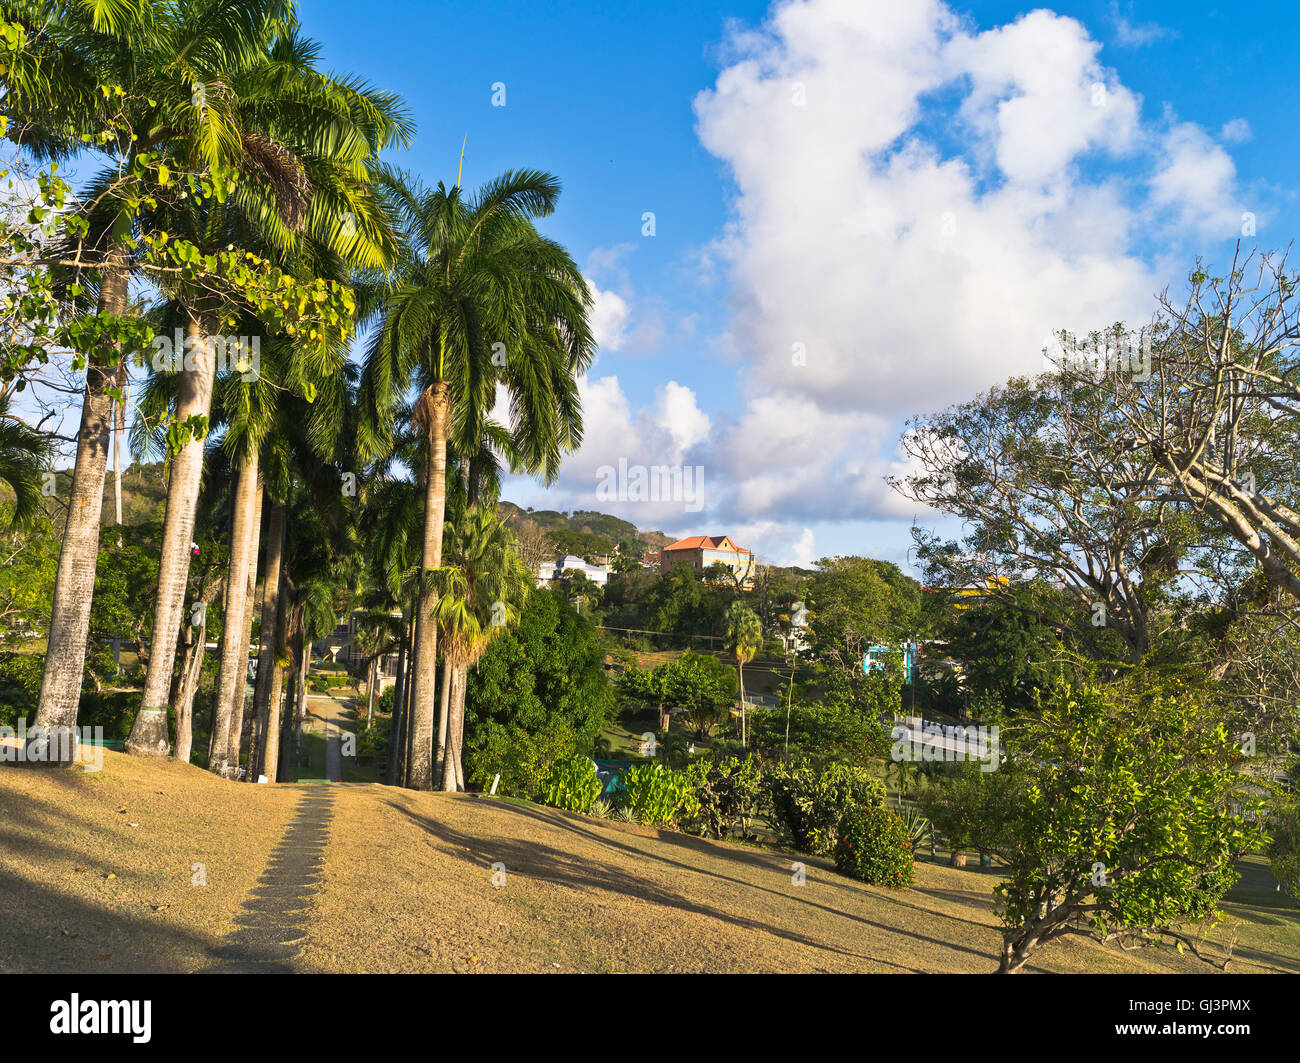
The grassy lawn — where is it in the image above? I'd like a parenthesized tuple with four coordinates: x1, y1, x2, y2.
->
(2, 745, 1296, 974)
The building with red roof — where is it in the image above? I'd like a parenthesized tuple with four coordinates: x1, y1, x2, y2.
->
(658, 535, 756, 586)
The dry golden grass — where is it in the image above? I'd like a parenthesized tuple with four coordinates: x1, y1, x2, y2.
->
(1, 746, 1297, 974)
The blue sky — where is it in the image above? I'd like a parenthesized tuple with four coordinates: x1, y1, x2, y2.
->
(297, 0, 1297, 572)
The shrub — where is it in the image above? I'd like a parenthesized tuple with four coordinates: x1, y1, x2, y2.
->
(766, 761, 885, 855)
(835, 805, 914, 888)
(0, 651, 43, 727)
(538, 754, 603, 814)
(621, 762, 699, 826)
(467, 719, 581, 798)
(683, 754, 765, 839)
(895, 804, 934, 856)
(916, 760, 1022, 864)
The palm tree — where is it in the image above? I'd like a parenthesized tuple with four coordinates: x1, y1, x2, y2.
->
(0, 391, 52, 527)
(15, 0, 288, 753)
(360, 166, 593, 789)
(724, 602, 762, 746)
(128, 12, 410, 758)
(8, 0, 160, 756)
(433, 503, 531, 791)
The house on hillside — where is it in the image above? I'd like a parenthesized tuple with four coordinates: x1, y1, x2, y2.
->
(316, 611, 403, 693)
(658, 534, 756, 587)
(537, 553, 611, 589)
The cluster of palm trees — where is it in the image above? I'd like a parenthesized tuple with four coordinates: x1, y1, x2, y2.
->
(3, 0, 594, 791)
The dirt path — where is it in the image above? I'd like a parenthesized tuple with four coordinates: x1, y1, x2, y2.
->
(303, 694, 353, 783)
(199, 786, 335, 972)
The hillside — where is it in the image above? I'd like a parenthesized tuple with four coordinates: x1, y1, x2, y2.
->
(499, 501, 673, 557)
(42, 460, 169, 527)
(2, 748, 1296, 974)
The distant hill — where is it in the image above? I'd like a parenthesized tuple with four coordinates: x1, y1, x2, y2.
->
(41, 461, 169, 527)
(498, 501, 672, 559)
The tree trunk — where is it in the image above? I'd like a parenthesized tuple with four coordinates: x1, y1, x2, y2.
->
(386, 623, 408, 786)
(278, 625, 301, 784)
(441, 663, 467, 792)
(434, 652, 452, 788)
(113, 371, 125, 531)
(366, 658, 376, 728)
(208, 454, 260, 776)
(174, 612, 206, 764)
(128, 301, 219, 757)
(225, 473, 262, 775)
(30, 252, 129, 762)
(251, 502, 285, 781)
(406, 381, 451, 790)
(738, 658, 747, 747)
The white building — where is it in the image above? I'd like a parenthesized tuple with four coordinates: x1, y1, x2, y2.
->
(537, 554, 611, 588)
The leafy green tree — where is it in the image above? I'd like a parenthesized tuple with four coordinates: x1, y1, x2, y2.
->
(917, 760, 1023, 866)
(994, 674, 1268, 973)
(660, 650, 737, 739)
(464, 586, 612, 788)
(1268, 794, 1300, 906)
(943, 597, 1060, 713)
(805, 556, 921, 668)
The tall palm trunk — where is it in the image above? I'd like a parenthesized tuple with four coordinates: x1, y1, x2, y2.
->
(278, 619, 303, 783)
(407, 380, 450, 789)
(252, 502, 285, 781)
(739, 658, 747, 747)
(208, 454, 260, 776)
(366, 658, 377, 727)
(386, 622, 408, 786)
(31, 252, 129, 760)
(440, 663, 467, 792)
(113, 369, 126, 532)
(225, 473, 262, 774)
(128, 301, 220, 757)
(434, 651, 452, 788)
(173, 612, 207, 764)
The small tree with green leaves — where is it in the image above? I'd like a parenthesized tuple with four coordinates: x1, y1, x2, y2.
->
(995, 675, 1268, 973)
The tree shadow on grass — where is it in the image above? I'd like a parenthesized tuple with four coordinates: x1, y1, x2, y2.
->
(392, 799, 1006, 972)
(455, 797, 1000, 967)
(0, 777, 221, 973)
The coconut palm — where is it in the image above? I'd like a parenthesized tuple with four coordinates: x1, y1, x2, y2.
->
(9, 0, 171, 754)
(359, 166, 593, 790)
(724, 602, 762, 746)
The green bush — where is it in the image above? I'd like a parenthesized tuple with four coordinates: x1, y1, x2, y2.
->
(683, 754, 765, 839)
(79, 690, 137, 740)
(0, 652, 43, 727)
(468, 719, 581, 798)
(916, 760, 1021, 862)
(834, 805, 914, 888)
(766, 761, 884, 855)
(621, 762, 699, 826)
(538, 754, 603, 813)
